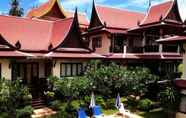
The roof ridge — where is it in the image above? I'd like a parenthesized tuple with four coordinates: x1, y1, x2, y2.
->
(53, 17, 74, 22)
(96, 4, 144, 15)
(0, 15, 56, 24)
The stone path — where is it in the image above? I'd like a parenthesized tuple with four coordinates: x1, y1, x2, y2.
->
(32, 107, 57, 118)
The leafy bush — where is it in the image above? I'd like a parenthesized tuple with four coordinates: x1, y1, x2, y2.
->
(96, 96, 106, 109)
(85, 62, 159, 98)
(49, 100, 64, 111)
(160, 87, 180, 111)
(0, 78, 32, 117)
(49, 76, 92, 100)
(105, 98, 115, 109)
(16, 106, 33, 118)
(138, 99, 153, 112)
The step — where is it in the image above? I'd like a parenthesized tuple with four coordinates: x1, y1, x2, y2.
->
(32, 107, 57, 118)
(32, 98, 46, 109)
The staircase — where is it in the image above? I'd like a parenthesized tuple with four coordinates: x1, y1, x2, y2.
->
(32, 97, 46, 109)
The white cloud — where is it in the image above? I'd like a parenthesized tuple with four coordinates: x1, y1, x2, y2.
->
(178, 0, 186, 21)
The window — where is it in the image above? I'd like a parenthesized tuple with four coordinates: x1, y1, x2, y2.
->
(60, 63, 83, 77)
(92, 36, 102, 49)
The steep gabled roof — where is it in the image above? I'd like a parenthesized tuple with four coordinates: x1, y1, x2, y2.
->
(26, 0, 66, 19)
(140, 0, 182, 26)
(0, 13, 84, 52)
(89, 4, 144, 30)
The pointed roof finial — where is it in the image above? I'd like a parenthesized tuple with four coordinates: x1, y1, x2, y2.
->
(92, 0, 96, 9)
(74, 7, 78, 18)
(73, 7, 80, 27)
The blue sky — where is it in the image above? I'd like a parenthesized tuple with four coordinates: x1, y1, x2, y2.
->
(0, 0, 185, 20)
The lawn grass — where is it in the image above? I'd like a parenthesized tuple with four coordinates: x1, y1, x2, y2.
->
(137, 108, 168, 118)
(102, 109, 118, 115)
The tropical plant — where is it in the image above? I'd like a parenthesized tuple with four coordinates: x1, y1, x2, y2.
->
(159, 86, 179, 110)
(9, 0, 24, 16)
(85, 62, 159, 98)
(0, 78, 32, 117)
(138, 99, 153, 112)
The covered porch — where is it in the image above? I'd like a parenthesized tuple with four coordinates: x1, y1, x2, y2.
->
(11, 59, 52, 98)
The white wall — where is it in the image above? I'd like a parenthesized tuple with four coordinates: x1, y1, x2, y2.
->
(0, 59, 11, 80)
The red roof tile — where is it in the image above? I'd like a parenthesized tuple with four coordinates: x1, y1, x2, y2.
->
(106, 53, 182, 60)
(0, 50, 28, 57)
(95, 5, 145, 29)
(0, 15, 73, 51)
(26, 0, 66, 18)
(140, 1, 173, 25)
(45, 52, 104, 59)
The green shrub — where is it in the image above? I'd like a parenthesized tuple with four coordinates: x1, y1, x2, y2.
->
(138, 99, 153, 112)
(0, 79, 32, 117)
(105, 98, 115, 109)
(160, 86, 180, 111)
(49, 100, 63, 111)
(127, 96, 138, 110)
(0, 112, 8, 118)
(16, 106, 33, 118)
(96, 96, 106, 109)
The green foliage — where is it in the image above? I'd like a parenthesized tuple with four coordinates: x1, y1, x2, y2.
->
(138, 99, 153, 112)
(49, 100, 64, 111)
(16, 106, 33, 118)
(9, 0, 24, 16)
(85, 62, 159, 97)
(50, 76, 92, 99)
(96, 96, 106, 109)
(0, 78, 32, 117)
(159, 86, 179, 111)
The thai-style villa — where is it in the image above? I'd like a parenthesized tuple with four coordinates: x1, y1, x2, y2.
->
(85, 0, 183, 75)
(0, 0, 185, 106)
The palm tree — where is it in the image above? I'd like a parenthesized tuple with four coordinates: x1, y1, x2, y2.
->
(9, 0, 24, 17)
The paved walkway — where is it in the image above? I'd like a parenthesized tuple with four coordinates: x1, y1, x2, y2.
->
(32, 107, 57, 118)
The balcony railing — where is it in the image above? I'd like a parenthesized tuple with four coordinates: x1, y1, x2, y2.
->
(109, 46, 124, 53)
(163, 45, 178, 52)
(131, 45, 159, 53)
(144, 45, 159, 52)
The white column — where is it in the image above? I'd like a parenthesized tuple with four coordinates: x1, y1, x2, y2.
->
(159, 29, 163, 53)
(183, 44, 186, 79)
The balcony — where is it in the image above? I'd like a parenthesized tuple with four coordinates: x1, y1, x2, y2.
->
(163, 45, 178, 52)
(109, 46, 124, 53)
(131, 45, 159, 53)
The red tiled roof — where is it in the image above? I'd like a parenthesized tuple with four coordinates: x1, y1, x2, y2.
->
(96, 5, 145, 29)
(105, 53, 182, 60)
(66, 11, 89, 27)
(0, 15, 73, 51)
(26, 0, 66, 18)
(45, 52, 104, 59)
(0, 51, 28, 57)
(140, 1, 173, 25)
(157, 36, 186, 43)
